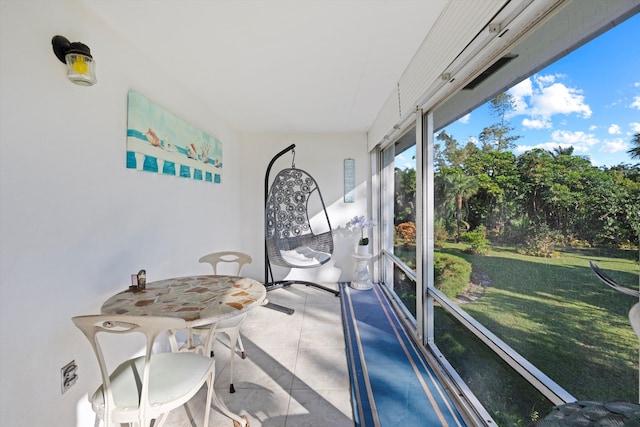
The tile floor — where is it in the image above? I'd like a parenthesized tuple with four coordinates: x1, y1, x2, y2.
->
(164, 283, 354, 427)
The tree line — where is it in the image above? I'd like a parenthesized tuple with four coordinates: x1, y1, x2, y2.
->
(395, 93, 640, 252)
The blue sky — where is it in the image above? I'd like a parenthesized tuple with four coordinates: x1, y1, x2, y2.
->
(399, 13, 639, 170)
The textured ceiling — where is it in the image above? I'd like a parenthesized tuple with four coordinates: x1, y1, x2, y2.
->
(83, 0, 449, 134)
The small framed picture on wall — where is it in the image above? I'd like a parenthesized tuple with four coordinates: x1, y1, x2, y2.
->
(344, 158, 355, 203)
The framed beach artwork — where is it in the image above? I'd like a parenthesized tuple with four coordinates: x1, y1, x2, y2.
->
(126, 91, 222, 184)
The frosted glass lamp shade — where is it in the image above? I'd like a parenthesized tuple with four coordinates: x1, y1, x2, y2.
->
(65, 53, 97, 86)
(52, 35, 97, 86)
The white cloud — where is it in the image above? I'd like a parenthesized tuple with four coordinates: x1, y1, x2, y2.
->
(515, 130, 600, 155)
(631, 96, 640, 110)
(630, 122, 640, 133)
(514, 144, 537, 154)
(530, 82, 592, 119)
(545, 130, 598, 154)
(600, 138, 628, 153)
(521, 118, 550, 129)
(509, 74, 592, 129)
(459, 113, 471, 124)
(403, 162, 415, 170)
(515, 142, 572, 155)
(536, 74, 560, 85)
(608, 124, 621, 134)
(551, 130, 598, 146)
(589, 125, 598, 131)
(509, 78, 532, 116)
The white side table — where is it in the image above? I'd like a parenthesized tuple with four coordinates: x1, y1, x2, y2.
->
(351, 253, 373, 290)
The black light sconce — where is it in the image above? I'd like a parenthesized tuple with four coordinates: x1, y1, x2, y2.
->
(51, 35, 97, 86)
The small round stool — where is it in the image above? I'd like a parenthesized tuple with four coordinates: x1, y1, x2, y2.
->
(351, 253, 373, 290)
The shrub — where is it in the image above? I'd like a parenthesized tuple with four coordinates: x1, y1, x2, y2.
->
(461, 226, 490, 255)
(517, 223, 562, 258)
(566, 235, 591, 248)
(434, 253, 472, 299)
(434, 220, 449, 248)
(503, 216, 532, 245)
(396, 221, 416, 245)
(618, 240, 639, 250)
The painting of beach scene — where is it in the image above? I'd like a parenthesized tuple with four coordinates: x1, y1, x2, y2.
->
(126, 91, 222, 184)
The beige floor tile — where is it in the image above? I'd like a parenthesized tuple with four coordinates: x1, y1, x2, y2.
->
(299, 320, 345, 349)
(244, 301, 306, 324)
(166, 386, 295, 427)
(285, 389, 354, 427)
(215, 347, 299, 393)
(239, 321, 303, 351)
(291, 347, 351, 390)
(162, 284, 353, 427)
(303, 302, 343, 318)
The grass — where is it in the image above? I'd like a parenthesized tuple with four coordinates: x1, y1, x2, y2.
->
(433, 243, 639, 424)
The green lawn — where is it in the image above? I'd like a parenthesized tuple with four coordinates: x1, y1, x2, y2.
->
(435, 244, 638, 409)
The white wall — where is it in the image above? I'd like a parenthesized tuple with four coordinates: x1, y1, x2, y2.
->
(0, 1, 371, 426)
(0, 1, 238, 425)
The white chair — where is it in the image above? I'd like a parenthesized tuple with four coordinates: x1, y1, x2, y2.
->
(195, 251, 252, 393)
(72, 315, 220, 427)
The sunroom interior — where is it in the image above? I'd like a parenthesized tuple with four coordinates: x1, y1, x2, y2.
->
(1, 1, 638, 426)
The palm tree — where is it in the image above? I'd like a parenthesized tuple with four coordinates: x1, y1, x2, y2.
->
(443, 170, 479, 242)
(628, 133, 640, 160)
(549, 145, 574, 157)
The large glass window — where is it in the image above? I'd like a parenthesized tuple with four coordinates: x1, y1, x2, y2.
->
(430, 14, 639, 423)
(378, 11, 639, 426)
(381, 128, 418, 318)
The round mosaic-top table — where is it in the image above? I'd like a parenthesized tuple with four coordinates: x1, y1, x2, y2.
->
(101, 275, 266, 327)
(101, 275, 263, 427)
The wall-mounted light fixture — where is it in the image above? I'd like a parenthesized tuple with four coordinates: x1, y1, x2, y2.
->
(51, 35, 97, 86)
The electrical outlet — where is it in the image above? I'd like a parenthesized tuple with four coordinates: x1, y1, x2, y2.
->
(61, 360, 78, 394)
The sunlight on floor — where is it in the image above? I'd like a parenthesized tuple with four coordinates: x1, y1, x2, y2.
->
(163, 284, 353, 427)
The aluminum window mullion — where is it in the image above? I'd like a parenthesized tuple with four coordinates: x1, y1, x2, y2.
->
(380, 145, 395, 289)
(415, 110, 425, 342)
(422, 111, 435, 346)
